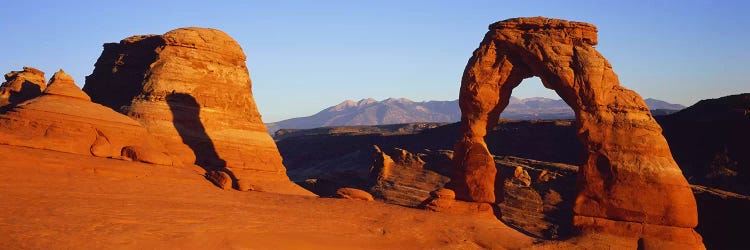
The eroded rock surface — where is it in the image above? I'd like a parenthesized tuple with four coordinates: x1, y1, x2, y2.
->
(335, 187, 374, 201)
(368, 147, 452, 206)
(0, 70, 171, 165)
(0, 67, 46, 108)
(83, 27, 311, 196)
(451, 17, 703, 248)
(495, 156, 578, 239)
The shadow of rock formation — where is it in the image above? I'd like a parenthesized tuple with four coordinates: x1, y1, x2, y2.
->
(166, 93, 238, 187)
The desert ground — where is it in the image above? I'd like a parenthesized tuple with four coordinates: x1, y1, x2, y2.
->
(0, 145, 538, 250)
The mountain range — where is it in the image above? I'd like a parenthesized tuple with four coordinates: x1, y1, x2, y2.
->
(266, 97, 686, 132)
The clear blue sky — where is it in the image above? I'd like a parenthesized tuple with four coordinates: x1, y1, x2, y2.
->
(1, 1, 748, 122)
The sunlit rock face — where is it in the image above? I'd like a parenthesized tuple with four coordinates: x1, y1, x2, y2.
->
(451, 17, 703, 249)
(84, 27, 312, 196)
(0, 67, 46, 108)
(0, 70, 172, 165)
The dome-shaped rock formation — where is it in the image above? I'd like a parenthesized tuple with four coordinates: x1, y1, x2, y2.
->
(0, 67, 46, 108)
(83, 27, 312, 196)
(0, 70, 172, 165)
(451, 17, 703, 249)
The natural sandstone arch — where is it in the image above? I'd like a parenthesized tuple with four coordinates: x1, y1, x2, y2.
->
(451, 17, 703, 249)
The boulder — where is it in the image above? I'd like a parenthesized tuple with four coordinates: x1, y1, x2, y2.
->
(335, 188, 374, 201)
(0, 67, 46, 108)
(83, 27, 312, 196)
(422, 188, 456, 212)
(0, 70, 172, 165)
(451, 17, 703, 248)
(512, 166, 531, 187)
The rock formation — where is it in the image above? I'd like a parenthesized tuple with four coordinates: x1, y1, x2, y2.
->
(422, 188, 455, 212)
(0, 70, 172, 165)
(83, 27, 311, 196)
(368, 147, 452, 206)
(451, 17, 703, 248)
(495, 156, 578, 239)
(0, 67, 46, 108)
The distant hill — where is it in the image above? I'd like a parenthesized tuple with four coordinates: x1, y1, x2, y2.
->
(644, 98, 687, 110)
(657, 93, 750, 194)
(266, 97, 685, 132)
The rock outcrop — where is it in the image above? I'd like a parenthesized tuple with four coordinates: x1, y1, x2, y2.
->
(368, 147, 452, 206)
(0, 67, 46, 108)
(0, 70, 172, 165)
(451, 17, 703, 248)
(83, 27, 311, 196)
(495, 156, 578, 239)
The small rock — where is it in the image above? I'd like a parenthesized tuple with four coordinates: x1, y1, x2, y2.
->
(423, 188, 456, 212)
(430, 188, 456, 199)
(513, 166, 532, 187)
(335, 188, 374, 201)
(237, 179, 262, 192)
(538, 170, 551, 183)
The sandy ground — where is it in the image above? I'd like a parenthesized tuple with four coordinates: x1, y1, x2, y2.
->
(0, 145, 537, 249)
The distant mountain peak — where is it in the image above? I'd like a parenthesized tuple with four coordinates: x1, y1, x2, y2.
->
(266, 96, 685, 133)
(644, 98, 686, 110)
(357, 98, 377, 105)
(329, 100, 358, 111)
(383, 97, 413, 104)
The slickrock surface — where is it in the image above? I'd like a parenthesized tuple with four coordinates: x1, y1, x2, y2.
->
(0, 70, 171, 165)
(334, 187, 375, 201)
(83, 27, 311, 196)
(452, 17, 703, 249)
(0, 67, 46, 108)
(0, 144, 534, 250)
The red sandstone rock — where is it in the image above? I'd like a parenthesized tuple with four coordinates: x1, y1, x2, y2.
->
(423, 188, 456, 212)
(120, 145, 173, 165)
(206, 170, 233, 190)
(0, 70, 172, 166)
(513, 166, 531, 187)
(369, 145, 395, 183)
(368, 147, 451, 207)
(452, 17, 703, 248)
(0, 67, 46, 108)
(335, 187, 374, 201)
(83, 27, 313, 196)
